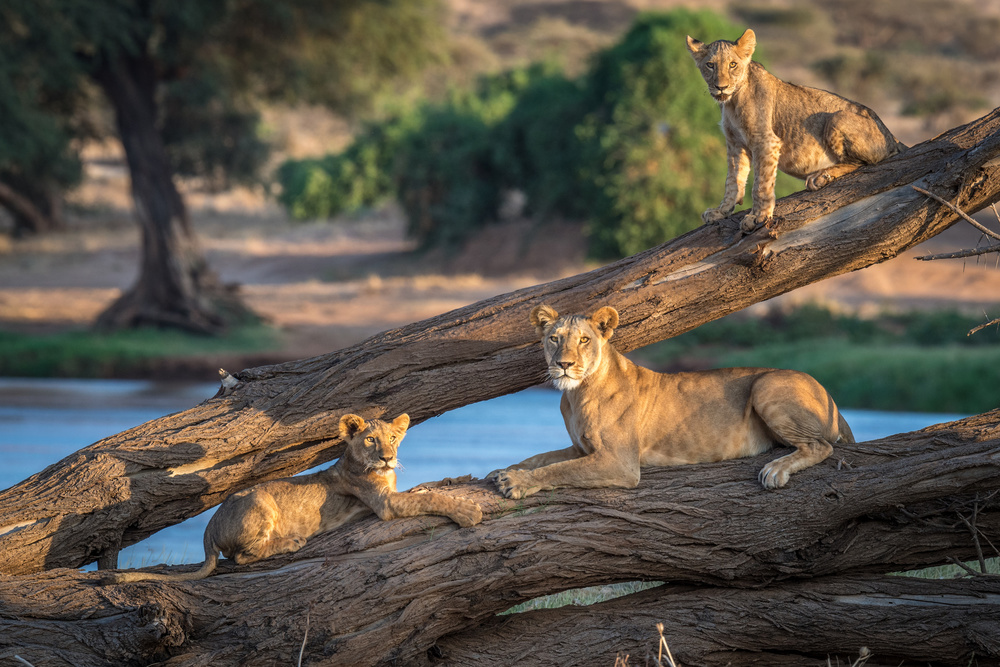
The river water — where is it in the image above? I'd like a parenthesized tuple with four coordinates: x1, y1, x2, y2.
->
(0, 377, 965, 569)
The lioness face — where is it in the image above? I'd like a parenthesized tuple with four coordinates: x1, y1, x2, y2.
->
(686, 28, 756, 103)
(339, 413, 410, 475)
(530, 305, 619, 391)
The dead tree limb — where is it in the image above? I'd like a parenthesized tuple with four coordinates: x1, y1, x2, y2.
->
(426, 575, 1000, 667)
(2, 109, 1000, 575)
(1, 411, 999, 666)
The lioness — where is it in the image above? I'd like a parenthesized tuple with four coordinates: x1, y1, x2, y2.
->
(490, 305, 854, 499)
(686, 28, 904, 232)
(106, 413, 482, 583)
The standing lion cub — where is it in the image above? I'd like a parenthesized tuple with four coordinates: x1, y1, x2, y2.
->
(686, 28, 905, 232)
(106, 413, 482, 583)
(490, 305, 854, 499)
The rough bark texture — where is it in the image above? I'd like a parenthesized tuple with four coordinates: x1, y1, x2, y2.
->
(428, 576, 1000, 667)
(2, 109, 1000, 576)
(90, 53, 256, 334)
(1, 411, 999, 666)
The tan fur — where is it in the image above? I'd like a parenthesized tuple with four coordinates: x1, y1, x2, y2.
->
(106, 414, 482, 583)
(488, 305, 855, 499)
(686, 28, 905, 232)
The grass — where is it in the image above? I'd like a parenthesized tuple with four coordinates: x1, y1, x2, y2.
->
(0, 324, 280, 378)
(634, 305, 1000, 413)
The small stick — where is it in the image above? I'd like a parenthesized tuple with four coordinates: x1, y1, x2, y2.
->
(297, 611, 311, 667)
(913, 185, 1000, 241)
(916, 245, 1000, 261)
(13, 657, 36, 667)
(968, 317, 1000, 337)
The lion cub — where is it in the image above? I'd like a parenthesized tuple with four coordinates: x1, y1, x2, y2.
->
(106, 413, 482, 583)
(490, 305, 854, 499)
(686, 28, 905, 232)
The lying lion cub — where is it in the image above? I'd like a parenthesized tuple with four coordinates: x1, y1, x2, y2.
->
(490, 305, 854, 499)
(106, 413, 482, 583)
(686, 28, 904, 232)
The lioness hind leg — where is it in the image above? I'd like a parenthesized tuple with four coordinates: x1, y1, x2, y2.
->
(750, 370, 842, 489)
(805, 163, 859, 191)
(233, 535, 307, 565)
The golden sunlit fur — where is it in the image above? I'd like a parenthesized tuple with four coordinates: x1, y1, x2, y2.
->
(106, 413, 482, 583)
(489, 305, 854, 499)
(686, 28, 904, 232)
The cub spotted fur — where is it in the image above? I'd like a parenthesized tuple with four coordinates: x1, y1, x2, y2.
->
(686, 28, 904, 232)
(490, 305, 854, 499)
(106, 413, 482, 583)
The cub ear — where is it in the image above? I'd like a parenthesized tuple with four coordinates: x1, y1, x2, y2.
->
(589, 306, 619, 340)
(392, 413, 410, 433)
(685, 35, 704, 58)
(530, 304, 560, 335)
(735, 28, 756, 58)
(339, 414, 366, 439)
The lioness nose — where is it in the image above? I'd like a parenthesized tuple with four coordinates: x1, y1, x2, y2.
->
(380, 456, 393, 463)
(558, 361, 574, 370)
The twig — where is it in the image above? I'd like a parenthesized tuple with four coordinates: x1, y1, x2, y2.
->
(913, 185, 1000, 241)
(13, 656, 36, 667)
(916, 245, 1000, 261)
(297, 610, 311, 667)
(656, 623, 678, 667)
(969, 317, 1000, 337)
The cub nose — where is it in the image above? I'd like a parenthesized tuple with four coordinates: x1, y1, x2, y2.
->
(557, 361, 574, 370)
(380, 455, 393, 463)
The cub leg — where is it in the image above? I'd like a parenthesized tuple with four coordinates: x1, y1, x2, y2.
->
(806, 109, 900, 190)
(743, 135, 782, 231)
(379, 491, 483, 528)
(703, 145, 751, 223)
(749, 370, 843, 489)
(233, 535, 307, 565)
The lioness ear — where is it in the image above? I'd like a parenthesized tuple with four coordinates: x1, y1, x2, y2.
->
(589, 306, 619, 340)
(530, 304, 560, 335)
(685, 35, 704, 58)
(392, 413, 410, 433)
(339, 414, 366, 439)
(735, 28, 756, 58)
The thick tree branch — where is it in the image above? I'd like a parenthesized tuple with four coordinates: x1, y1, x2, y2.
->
(1, 411, 999, 665)
(2, 109, 1000, 575)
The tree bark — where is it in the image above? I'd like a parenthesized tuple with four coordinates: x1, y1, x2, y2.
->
(90, 53, 256, 334)
(1, 108, 1000, 576)
(427, 576, 1000, 667)
(1, 411, 999, 666)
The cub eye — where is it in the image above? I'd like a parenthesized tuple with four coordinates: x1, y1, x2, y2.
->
(580, 336, 590, 344)
(366, 436, 375, 445)
(389, 435, 396, 443)
(729, 61, 737, 69)
(549, 335, 558, 343)
(706, 62, 715, 69)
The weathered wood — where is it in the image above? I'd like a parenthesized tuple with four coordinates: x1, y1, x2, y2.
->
(2, 109, 999, 576)
(427, 575, 1000, 667)
(1, 411, 999, 666)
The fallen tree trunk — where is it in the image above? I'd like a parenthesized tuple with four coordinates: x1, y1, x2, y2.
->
(2, 411, 999, 666)
(2, 108, 1000, 575)
(427, 575, 1000, 667)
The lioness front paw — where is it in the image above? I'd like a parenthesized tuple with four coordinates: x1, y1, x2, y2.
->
(758, 461, 790, 489)
(494, 469, 541, 500)
(451, 500, 484, 527)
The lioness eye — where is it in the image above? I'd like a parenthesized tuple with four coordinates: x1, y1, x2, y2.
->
(706, 63, 714, 69)
(580, 336, 590, 344)
(366, 436, 375, 445)
(390, 436, 396, 443)
(729, 61, 736, 69)
(549, 335, 558, 342)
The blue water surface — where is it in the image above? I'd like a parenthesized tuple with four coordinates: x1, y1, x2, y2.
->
(0, 377, 966, 568)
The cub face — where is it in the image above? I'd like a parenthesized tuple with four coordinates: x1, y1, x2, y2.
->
(685, 28, 756, 103)
(339, 413, 410, 474)
(530, 305, 619, 391)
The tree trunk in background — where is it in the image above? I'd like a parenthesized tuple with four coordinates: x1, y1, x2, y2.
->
(0, 179, 64, 235)
(0, 108, 999, 576)
(1, 414, 999, 665)
(90, 53, 257, 334)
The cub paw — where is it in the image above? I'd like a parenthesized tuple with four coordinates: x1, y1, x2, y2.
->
(758, 461, 790, 490)
(701, 207, 730, 224)
(485, 468, 507, 482)
(495, 469, 540, 500)
(452, 500, 484, 527)
(741, 210, 772, 233)
(806, 172, 833, 191)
